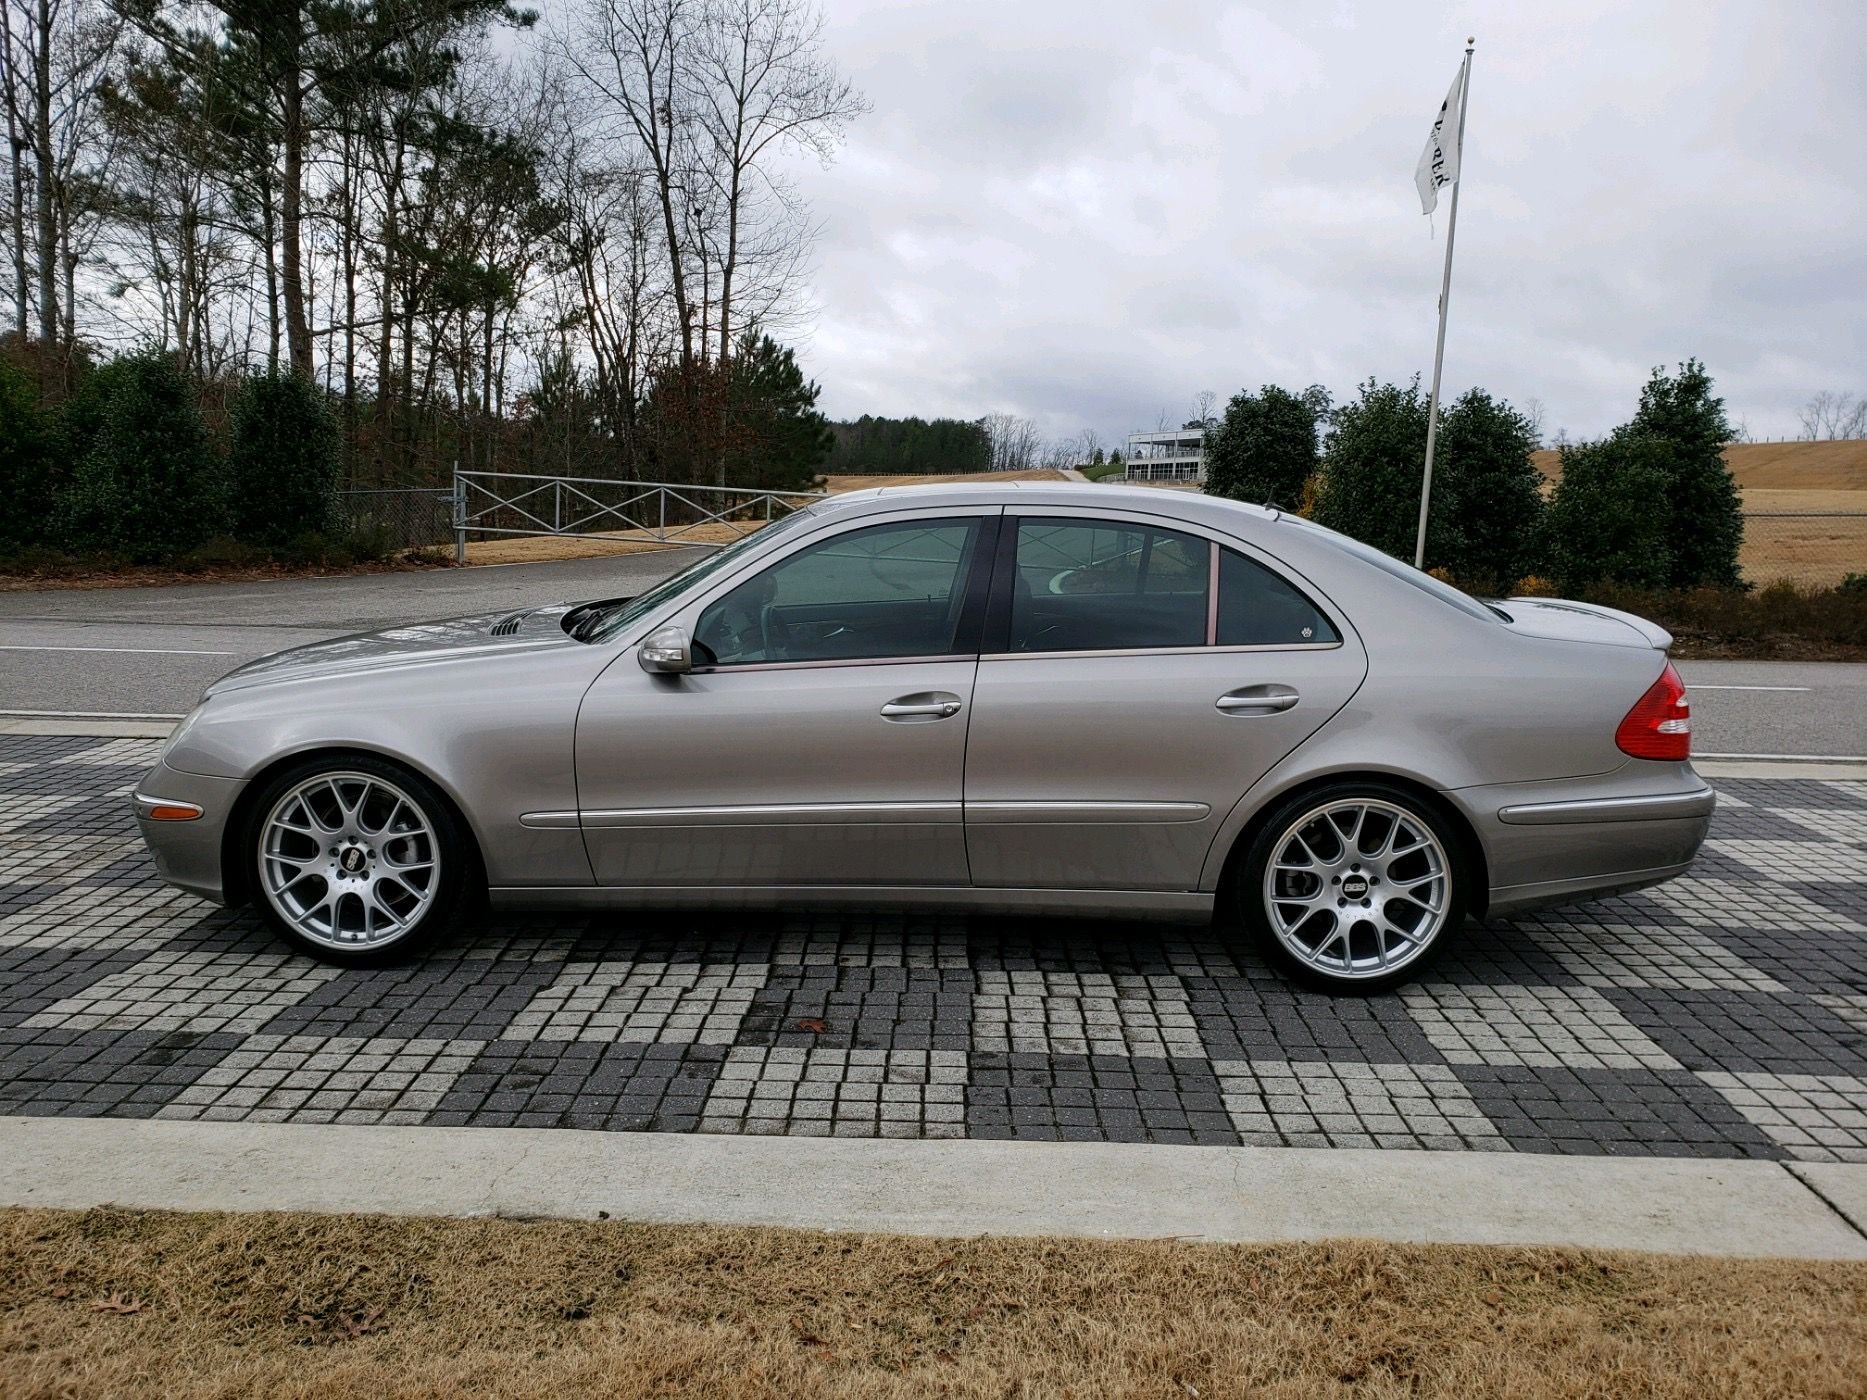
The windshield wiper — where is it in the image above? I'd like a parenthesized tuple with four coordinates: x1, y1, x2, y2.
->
(562, 597, 634, 642)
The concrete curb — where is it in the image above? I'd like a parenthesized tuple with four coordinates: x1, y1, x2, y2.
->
(0, 717, 176, 738)
(3, 1117, 1864, 1259)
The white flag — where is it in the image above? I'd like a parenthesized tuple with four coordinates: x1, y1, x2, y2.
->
(1415, 63, 1465, 214)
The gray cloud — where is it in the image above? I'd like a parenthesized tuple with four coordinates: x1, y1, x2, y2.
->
(779, 0, 1865, 444)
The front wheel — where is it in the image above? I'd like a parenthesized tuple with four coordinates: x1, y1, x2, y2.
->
(1235, 782, 1466, 994)
(248, 755, 476, 964)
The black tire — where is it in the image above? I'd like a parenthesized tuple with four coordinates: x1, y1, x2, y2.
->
(1232, 779, 1467, 995)
(245, 753, 478, 966)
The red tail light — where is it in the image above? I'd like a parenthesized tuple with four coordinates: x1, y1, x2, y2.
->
(1616, 661, 1690, 760)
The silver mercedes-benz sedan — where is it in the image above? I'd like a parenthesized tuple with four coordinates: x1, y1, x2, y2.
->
(134, 483, 1712, 992)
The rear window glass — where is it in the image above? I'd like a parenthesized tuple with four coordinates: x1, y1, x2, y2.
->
(1218, 548, 1339, 645)
(1279, 516, 1502, 623)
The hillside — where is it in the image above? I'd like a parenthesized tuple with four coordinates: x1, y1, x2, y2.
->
(1532, 438, 1867, 491)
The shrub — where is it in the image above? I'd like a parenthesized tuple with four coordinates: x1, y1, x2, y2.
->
(60, 352, 227, 561)
(1627, 359, 1744, 589)
(229, 372, 341, 546)
(1312, 378, 1436, 562)
(1432, 388, 1545, 594)
(1544, 433, 1674, 593)
(0, 359, 56, 553)
(1203, 384, 1320, 509)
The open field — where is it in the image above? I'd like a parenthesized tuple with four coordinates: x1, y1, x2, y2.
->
(1531, 439, 1867, 492)
(3, 1206, 1863, 1399)
(1529, 442, 1867, 586)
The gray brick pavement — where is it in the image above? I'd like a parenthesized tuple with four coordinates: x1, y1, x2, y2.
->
(2, 735, 1863, 1161)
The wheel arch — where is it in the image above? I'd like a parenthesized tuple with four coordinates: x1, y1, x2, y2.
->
(1211, 769, 1490, 920)
(220, 745, 489, 908)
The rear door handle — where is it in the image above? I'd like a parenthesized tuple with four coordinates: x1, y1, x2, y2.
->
(1216, 685, 1299, 715)
(881, 692, 964, 722)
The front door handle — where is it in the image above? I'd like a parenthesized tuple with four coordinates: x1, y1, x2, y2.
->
(1216, 685, 1299, 715)
(881, 692, 964, 722)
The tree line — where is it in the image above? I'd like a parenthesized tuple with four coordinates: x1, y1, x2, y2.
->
(1203, 358, 1746, 596)
(0, 0, 862, 518)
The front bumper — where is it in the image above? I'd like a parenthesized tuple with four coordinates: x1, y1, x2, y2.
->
(132, 760, 246, 905)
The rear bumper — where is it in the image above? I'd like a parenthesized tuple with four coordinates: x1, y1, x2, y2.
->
(1450, 763, 1714, 919)
(133, 760, 244, 905)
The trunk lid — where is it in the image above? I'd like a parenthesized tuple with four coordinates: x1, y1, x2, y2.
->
(1499, 597, 1672, 650)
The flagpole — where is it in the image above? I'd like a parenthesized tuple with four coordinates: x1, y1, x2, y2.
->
(1414, 37, 1474, 569)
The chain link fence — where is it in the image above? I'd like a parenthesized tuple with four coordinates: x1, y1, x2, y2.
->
(335, 488, 456, 552)
(1740, 513, 1866, 588)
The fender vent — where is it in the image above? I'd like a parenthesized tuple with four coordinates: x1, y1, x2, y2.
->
(489, 611, 529, 637)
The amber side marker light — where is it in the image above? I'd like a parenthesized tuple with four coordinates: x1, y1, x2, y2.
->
(146, 803, 203, 821)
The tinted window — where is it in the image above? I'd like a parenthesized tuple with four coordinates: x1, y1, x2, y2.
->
(1217, 548, 1339, 645)
(1006, 518, 1209, 653)
(583, 506, 819, 642)
(1279, 516, 1503, 623)
(694, 518, 981, 665)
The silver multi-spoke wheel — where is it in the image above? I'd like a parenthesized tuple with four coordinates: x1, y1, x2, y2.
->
(258, 771, 440, 950)
(1261, 797, 1451, 981)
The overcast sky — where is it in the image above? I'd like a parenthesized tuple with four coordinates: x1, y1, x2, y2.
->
(768, 0, 1864, 445)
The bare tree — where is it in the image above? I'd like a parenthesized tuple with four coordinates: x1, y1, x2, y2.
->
(1522, 396, 1546, 447)
(687, 0, 864, 365)
(562, 0, 704, 369)
(0, 0, 120, 378)
(1190, 389, 1216, 427)
(980, 411, 1042, 472)
(1799, 390, 1867, 440)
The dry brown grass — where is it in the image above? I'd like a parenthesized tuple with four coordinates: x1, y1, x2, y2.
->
(464, 523, 755, 565)
(1531, 439, 1867, 492)
(2, 1207, 1863, 1399)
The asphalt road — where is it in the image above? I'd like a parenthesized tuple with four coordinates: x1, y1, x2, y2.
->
(0, 556, 1861, 758)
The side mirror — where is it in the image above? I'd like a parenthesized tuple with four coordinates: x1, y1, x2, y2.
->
(638, 624, 693, 675)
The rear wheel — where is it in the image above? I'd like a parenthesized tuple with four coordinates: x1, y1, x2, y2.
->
(248, 755, 474, 964)
(1235, 781, 1465, 994)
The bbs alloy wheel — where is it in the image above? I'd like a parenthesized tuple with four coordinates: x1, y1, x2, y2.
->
(249, 755, 473, 963)
(1242, 783, 1464, 992)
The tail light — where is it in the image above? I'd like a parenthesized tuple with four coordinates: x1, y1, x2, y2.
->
(1616, 661, 1690, 760)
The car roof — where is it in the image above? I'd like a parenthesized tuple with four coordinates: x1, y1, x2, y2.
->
(810, 481, 1285, 534)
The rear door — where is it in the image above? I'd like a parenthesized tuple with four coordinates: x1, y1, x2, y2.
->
(962, 509, 1368, 891)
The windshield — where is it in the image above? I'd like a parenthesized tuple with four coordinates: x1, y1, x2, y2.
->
(572, 507, 819, 643)
(1279, 516, 1506, 623)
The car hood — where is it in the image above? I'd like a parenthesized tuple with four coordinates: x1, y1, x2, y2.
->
(1500, 597, 1673, 650)
(204, 604, 586, 696)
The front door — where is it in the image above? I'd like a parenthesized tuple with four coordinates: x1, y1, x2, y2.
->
(575, 512, 997, 887)
(963, 511, 1367, 891)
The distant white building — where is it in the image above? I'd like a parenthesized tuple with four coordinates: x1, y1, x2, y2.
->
(1124, 428, 1206, 482)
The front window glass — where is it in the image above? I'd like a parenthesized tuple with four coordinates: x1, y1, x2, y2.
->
(694, 517, 982, 665)
(579, 507, 819, 643)
(1007, 518, 1208, 653)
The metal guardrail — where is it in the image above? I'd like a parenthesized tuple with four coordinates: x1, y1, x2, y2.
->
(450, 471, 827, 564)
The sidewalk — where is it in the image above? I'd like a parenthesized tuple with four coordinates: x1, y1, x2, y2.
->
(4, 1116, 1865, 1259)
